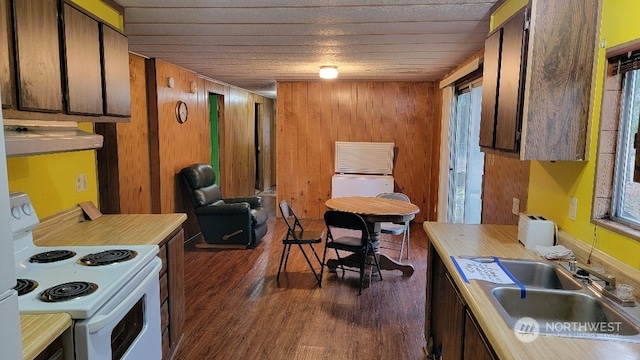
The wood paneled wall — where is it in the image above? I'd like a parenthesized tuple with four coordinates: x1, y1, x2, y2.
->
(98, 55, 275, 241)
(481, 154, 530, 225)
(96, 53, 151, 214)
(276, 81, 440, 223)
(147, 59, 209, 214)
(148, 59, 276, 215)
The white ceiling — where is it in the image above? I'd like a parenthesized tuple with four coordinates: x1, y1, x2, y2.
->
(115, 0, 499, 98)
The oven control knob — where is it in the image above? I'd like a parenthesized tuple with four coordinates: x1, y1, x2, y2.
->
(21, 203, 33, 215)
(11, 206, 22, 219)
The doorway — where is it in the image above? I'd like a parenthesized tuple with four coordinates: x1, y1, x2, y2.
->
(209, 94, 220, 185)
(447, 83, 484, 224)
(254, 103, 261, 191)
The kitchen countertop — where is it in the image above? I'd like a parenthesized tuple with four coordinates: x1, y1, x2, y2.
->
(32, 207, 187, 247)
(21, 313, 71, 360)
(423, 222, 640, 360)
(21, 207, 187, 359)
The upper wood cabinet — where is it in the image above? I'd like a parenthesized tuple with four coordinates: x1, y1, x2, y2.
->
(13, 0, 63, 113)
(0, 0, 14, 108)
(480, 0, 599, 161)
(480, 10, 527, 153)
(101, 24, 131, 117)
(3, 0, 130, 122)
(63, 3, 103, 115)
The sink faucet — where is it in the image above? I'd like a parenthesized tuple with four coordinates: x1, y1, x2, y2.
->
(570, 262, 635, 307)
(575, 264, 616, 291)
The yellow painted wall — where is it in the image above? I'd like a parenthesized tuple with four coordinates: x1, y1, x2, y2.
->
(5, 2, 123, 218)
(70, 0, 123, 29)
(490, 0, 527, 32)
(7, 149, 99, 218)
(493, 0, 640, 269)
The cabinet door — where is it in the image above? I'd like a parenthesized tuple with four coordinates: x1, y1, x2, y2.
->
(479, 28, 502, 148)
(13, 0, 63, 112)
(463, 310, 497, 360)
(101, 24, 131, 116)
(494, 10, 527, 152)
(0, 0, 13, 107)
(431, 255, 465, 360)
(63, 4, 102, 115)
(166, 229, 185, 358)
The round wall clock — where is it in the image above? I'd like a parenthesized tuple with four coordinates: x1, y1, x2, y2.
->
(176, 101, 188, 123)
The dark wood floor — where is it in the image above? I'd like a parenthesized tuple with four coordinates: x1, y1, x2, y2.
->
(175, 195, 428, 359)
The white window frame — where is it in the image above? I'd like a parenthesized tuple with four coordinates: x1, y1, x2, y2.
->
(592, 43, 640, 241)
(611, 70, 640, 230)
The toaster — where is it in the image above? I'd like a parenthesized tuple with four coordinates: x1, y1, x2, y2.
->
(517, 213, 556, 249)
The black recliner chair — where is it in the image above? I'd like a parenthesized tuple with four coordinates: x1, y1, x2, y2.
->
(180, 164, 268, 248)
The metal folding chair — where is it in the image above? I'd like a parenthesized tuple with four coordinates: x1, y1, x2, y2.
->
(277, 200, 324, 285)
(376, 192, 413, 261)
(320, 210, 382, 295)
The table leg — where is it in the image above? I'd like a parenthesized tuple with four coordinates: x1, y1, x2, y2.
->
(325, 228, 415, 289)
(370, 228, 414, 277)
(378, 253, 415, 276)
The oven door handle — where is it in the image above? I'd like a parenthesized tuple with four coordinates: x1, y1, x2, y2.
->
(88, 260, 161, 334)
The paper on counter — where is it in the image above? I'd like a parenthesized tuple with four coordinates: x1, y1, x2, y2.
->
(451, 257, 516, 284)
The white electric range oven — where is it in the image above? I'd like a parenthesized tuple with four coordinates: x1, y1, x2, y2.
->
(11, 192, 162, 360)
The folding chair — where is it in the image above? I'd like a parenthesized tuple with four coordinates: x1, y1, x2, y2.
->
(277, 200, 324, 285)
(320, 210, 383, 295)
(376, 192, 413, 261)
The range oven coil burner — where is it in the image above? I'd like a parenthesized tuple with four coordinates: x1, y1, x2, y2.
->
(39, 281, 98, 302)
(77, 249, 138, 266)
(14, 279, 38, 296)
(29, 250, 77, 263)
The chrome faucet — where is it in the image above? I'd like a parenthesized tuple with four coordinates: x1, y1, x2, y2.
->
(572, 263, 636, 307)
(575, 264, 616, 291)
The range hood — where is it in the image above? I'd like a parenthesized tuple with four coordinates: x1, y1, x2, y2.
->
(3, 119, 103, 157)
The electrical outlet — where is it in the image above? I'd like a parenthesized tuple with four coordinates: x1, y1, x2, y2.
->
(76, 174, 87, 192)
(512, 198, 520, 215)
(569, 197, 578, 221)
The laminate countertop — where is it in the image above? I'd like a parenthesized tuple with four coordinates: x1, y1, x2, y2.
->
(21, 313, 71, 360)
(423, 222, 640, 360)
(21, 209, 187, 359)
(32, 210, 187, 247)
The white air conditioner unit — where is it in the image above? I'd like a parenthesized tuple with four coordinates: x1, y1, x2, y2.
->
(331, 141, 395, 198)
(334, 141, 394, 175)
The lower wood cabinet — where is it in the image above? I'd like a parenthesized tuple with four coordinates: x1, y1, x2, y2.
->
(464, 310, 497, 360)
(33, 328, 71, 360)
(159, 228, 185, 360)
(427, 246, 496, 359)
(430, 253, 465, 359)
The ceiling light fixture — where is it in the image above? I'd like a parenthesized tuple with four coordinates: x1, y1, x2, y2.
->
(319, 66, 338, 79)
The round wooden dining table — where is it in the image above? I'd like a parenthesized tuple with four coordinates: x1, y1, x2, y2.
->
(324, 196, 420, 287)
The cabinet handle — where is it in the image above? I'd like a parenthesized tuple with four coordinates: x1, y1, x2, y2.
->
(47, 348, 64, 360)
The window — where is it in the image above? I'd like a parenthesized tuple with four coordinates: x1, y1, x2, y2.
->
(611, 69, 640, 229)
(593, 46, 640, 238)
(447, 81, 484, 224)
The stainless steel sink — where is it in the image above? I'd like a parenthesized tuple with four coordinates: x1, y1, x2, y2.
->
(491, 287, 640, 337)
(498, 259, 583, 290)
(472, 258, 640, 342)
(479, 285, 640, 343)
